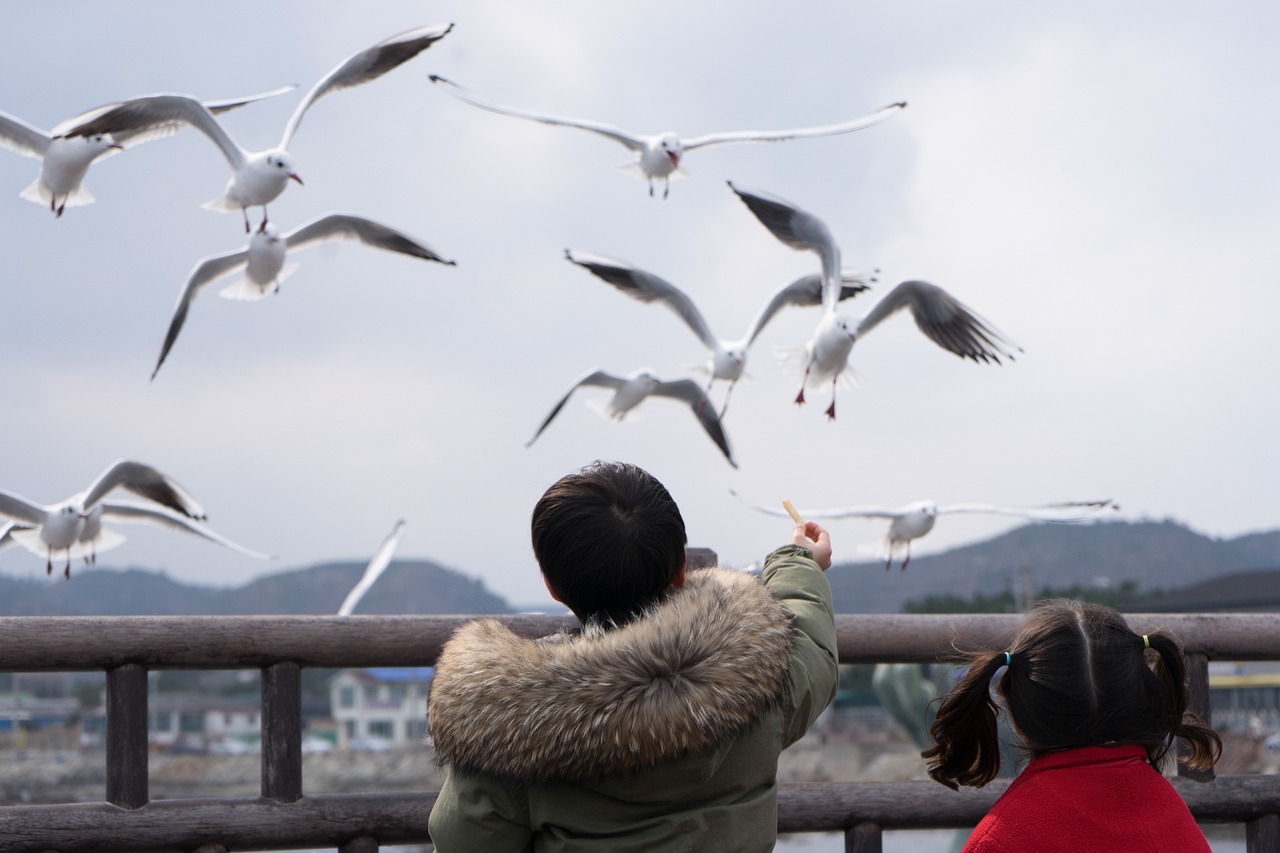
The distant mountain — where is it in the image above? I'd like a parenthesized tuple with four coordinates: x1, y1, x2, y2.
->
(826, 519, 1280, 613)
(0, 560, 511, 617)
(1, 520, 1276, 616)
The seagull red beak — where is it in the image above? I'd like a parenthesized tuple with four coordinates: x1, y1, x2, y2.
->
(666, 151, 679, 167)
(109, 143, 124, 151)
(289, 173, 304, 186)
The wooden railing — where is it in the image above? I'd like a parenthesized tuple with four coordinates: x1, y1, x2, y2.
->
(0, 612, 1278, 852)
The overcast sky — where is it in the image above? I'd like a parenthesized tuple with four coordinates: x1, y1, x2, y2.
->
(2, 2, 1276, 608)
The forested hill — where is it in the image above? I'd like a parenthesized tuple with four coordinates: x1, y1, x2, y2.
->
(0, 520, 1275, 616)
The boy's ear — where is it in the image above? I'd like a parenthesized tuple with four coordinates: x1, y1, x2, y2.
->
(542, 573, 562, 603)
(669, 556, 687, 589)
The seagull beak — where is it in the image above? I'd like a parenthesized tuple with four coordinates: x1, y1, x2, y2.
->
(109, 143, 124, 151)
(666, 151, 679, 167)
(289, 173, 304, 186)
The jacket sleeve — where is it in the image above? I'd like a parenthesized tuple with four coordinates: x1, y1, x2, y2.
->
(428, 767, 534, 852)
(761, 543, 838, 747)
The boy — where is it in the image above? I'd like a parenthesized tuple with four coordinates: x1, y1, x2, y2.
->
(427, 461, 837, 851)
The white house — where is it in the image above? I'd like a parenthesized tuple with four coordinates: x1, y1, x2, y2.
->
(329, 667, 434, 749)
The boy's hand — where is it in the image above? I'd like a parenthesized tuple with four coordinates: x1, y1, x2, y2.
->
(791, 521, 832, 571)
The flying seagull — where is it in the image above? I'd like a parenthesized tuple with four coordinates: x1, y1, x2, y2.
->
(430, 75, 905, 198)
(151, 213, 456, 379)
(728, 181, 1020, 420)
(337, 519, 407, 615)
(527, 367, 736, 467)
(564, 249, 874, 418)
(0, 460, 269, 577)
(0, 85, 294, 217)
(737, 495, 1118, 571)
(62, 24, 453, 231)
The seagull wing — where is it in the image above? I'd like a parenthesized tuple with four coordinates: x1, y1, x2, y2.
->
(742, 270, 874, 345)
(683, 101, 906, 150)
(284, 213, 455, 265)
(854, 280, 1021, 364)
(938, 500, 1117, 521)
(727, 181, 842, 311)
(565, 249, 716, 350)
(50, 85, 299, 150)
(650, 378, 737, 468)
(152, 247, 251, 381)
(0, 520, 27, 552)
(430, 75, 646, 153)
(0, 489, 47, 526)
(81, 460, 207, 520)
(527, 369, 625, 447)
(338, 519, 407, 616)
(99, 501, 272, 559)
(280, 23, 454, 148)
(56, 94, 246, 168)
(0, 110, 51, 158)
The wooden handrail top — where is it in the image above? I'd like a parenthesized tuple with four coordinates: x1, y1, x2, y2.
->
(0, 612, 1277, 670)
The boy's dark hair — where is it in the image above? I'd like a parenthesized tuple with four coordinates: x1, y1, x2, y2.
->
(531, 461, 687, 627)
(923, 599, 1222, 789)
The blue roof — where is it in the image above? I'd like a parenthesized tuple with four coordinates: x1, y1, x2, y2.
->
(361, 667, 435, 682)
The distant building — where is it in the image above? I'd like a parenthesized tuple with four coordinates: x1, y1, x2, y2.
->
(1128, 567, 1280, 733)
(329, 667, 434, 749)
(81, 692, 261, 752)
(1127, 568, 1280, 613)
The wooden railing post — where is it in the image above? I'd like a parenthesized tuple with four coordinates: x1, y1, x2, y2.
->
(261, 662, 303, 803)
(1248, 814, 1280, 853)
(1179, 652, 1213, 781)
(105, 663, 148, 809)
(845, 821, 883, 853)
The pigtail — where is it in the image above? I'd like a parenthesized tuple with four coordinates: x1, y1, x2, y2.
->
(922, 652, 1009, 789)
(1145, 631, 1222, 771)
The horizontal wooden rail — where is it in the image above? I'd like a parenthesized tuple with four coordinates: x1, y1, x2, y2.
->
(0, 612, 1276, 670)
(0, 776, 1277, 853)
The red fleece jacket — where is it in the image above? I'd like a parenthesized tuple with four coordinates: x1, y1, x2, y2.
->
(962, 744, 1210, 852)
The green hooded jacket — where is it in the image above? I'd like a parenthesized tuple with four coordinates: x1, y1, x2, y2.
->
(426, 544, 837, 852)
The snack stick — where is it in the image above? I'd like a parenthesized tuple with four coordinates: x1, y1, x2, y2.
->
(782, 499, 804, 525)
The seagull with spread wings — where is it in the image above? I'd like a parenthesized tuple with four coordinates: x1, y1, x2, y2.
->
(0, 86, 294, 217)
(737, 495, 1118, 571)
(527, 368, 736, 468)
(61, 24, 453, 231)
(728, 181, 1021, 420)
(564, 249, 874, 418)
(0, 460, 271, 578)
(151, 213, 455, 379)
(430, 75, 904, 198)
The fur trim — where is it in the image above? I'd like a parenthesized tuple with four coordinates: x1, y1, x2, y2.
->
(428, 567, 794, 783)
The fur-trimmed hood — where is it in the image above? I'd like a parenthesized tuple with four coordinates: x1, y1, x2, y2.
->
(427, 567, 795, 784)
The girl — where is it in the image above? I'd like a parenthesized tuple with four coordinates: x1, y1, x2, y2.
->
(923, 599, 1222, 852)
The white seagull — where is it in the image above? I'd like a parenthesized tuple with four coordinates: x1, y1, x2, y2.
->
(527, 367, 736, 468)
(151, 213, 456, 379)
(737, 495, 1118, 571)
(62, 24, 453, 231)
(0, 86, 295, 217)
(564, 248, 874, 418)
(430, 75, 906, 198)
(337, 519, 407, 616)
(728, 181, 1021, 420)
(0, 460, 270, 578)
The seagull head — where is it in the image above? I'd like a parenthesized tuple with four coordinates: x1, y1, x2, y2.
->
(657, 133, 682, 167)
(266, 151, 303, 185)
(254, 220, 283, 243)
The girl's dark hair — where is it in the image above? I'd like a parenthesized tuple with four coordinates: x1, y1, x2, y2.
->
(531, 461, 687, 627)
(922, 599, 1222, 789)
